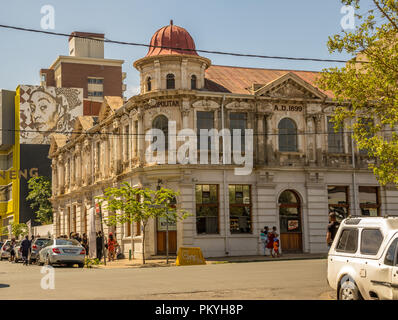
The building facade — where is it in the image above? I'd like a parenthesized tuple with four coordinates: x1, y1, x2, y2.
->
(40, 31, 126, 116)
(49, 22, 398, 257)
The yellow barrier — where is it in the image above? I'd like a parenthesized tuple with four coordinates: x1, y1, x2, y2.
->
(176, 247, 206, 266)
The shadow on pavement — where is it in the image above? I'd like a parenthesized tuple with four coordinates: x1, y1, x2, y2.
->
(0, 284, 10, 288)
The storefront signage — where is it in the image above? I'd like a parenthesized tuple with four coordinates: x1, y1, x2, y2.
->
(176, 247, 206, 266)
(157, 217, 177, 231)
(155, 100, 180, 108)
(288, 220, 299, 231)
(274, 105, 303, 112)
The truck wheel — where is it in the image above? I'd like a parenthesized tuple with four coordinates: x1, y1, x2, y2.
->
(339, 279, 361, 300)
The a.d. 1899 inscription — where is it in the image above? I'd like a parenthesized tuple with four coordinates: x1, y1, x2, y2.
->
(274, 105, 303, 112)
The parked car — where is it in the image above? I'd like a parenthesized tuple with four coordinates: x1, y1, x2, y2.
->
(0, 240, 12, 260)
(13, 241, 22, 263)
(30, 238, 51, 263)
(37, 238, 85, 267)
(328, 216, 398, 300)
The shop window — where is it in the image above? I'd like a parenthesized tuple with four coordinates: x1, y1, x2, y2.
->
(0, 153, 13, 170)
(328, 117, 344, 153)
(146, 77, 152, 92)
(197, 111, 214, 150)
(358, 118, 374, 155)
(166, 74, 175, 89)
(136, 221, 141, 236)
(336, 228, 358, 253)
(384, 238, 398, 266)
(361, 229, 384, 255)
(229, 185, 251, 234)
(328, 186, 349, 222)
(0, 185, 11, 202)
(278, 118, 297, 152)
(230, 113, 247, 151)
(152, 115, 169, 151)
(191, 75, 197, 90)
(196, 184, 219, 234)
(359, 186, 380, 216)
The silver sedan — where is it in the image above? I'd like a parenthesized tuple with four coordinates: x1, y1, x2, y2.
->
(37, 238, 86, 267)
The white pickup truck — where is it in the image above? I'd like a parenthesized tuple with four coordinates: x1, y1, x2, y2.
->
(327, 216, 398, 300)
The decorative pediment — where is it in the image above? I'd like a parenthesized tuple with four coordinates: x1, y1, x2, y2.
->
(99, 96, 124, 122)
(71, 116, 96, 139)
(49, 134, 68, 156)
(254, 72, 326, 100)
(192, 99, 219, 109)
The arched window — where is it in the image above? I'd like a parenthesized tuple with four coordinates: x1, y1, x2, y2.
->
(191, 75, 197, 90)
(278, 118, 297, 152)
(152, 115, 169, 150)
(166, 74, 175, 89)
(146, 77, 152, 92)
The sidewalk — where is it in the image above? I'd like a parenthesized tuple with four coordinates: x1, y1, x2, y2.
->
(90, 253, 327, 269)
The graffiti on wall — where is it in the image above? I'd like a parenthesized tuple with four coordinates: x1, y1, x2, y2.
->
(19, 86, 83, 144)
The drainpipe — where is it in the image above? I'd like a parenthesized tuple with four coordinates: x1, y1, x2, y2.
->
(221, 95, 229, 255)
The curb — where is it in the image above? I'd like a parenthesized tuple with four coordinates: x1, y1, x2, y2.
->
(207, 255, 327, 264)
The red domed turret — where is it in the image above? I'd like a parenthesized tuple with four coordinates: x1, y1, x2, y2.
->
(146, 20, 199, 57)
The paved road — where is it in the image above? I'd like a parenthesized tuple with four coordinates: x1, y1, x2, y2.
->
(0, 259, 334, 300)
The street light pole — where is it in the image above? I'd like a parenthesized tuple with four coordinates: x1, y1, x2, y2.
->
(166, 210, 169, 264)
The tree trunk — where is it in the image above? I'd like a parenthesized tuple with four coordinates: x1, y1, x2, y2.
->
(142, 223, 146, 264)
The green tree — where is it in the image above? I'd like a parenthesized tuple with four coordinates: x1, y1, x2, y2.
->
(11, 222, 28, 239)
(97, 182, 190, 264)
(26, 176, 53, 224)
(318, 0, 398, 185)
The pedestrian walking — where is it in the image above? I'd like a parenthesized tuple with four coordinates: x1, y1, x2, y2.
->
(107, 232, 116, 262)
(9, 238, 16, 262)
(20, 235, 31, 266)
(326, 212, 340, 248)
(96, 231, 103, 261)
(260, 226, 269, 256)
(82, 233, 89, 256)
(271, 226, 280, 258)
(266, 227, 276, 256)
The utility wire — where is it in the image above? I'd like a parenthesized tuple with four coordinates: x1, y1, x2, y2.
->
(0, 23, 357, 64)
(5, 128, 397, 137)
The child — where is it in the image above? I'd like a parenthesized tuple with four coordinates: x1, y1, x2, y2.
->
(272, 237, 280, 258)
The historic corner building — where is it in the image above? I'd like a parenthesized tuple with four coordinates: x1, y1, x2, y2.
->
(49, 21, 398, 258)
(0, 32, 125, 239)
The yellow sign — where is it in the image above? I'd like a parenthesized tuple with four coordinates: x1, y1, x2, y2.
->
(176, 247, 206, 266)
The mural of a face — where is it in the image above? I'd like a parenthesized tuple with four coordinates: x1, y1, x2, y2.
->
(28, 91, 59, 130)
(19, 86, 83, 144)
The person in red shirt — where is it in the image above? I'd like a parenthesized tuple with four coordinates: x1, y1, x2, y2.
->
(107, 232, 117, 262)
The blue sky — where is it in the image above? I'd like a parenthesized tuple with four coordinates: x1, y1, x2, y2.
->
(0, 0, 372, 97)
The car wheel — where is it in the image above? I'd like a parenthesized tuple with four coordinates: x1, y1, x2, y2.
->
(339, 279, 361, 300)
(78, 263, 84, 268)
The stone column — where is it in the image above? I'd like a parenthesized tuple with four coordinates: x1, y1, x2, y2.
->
(129, 110, 137, 161)
(306, 115, 316, 162)
(256, 112, 265, 164)
(264, 113, 274, 164)
(314, 114, 323, 165)
(154, 60, 161, 90)
(181, 59, 188, 89)
(65, 158, 70, 192)
(137, 111, 144, 166)
(51, 159, 58, 195)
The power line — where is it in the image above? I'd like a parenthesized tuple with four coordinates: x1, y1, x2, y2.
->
(0, 23, 356, 64)
(4, 128, 397, 137)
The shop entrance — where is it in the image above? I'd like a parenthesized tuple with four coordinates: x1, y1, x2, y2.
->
(156, 217, 177, 255)
(278, 190, 303, 252)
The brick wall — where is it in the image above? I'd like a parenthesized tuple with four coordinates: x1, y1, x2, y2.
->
(60, 62, 122, 98)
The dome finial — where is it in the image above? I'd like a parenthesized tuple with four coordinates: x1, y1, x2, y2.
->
(170, 19, 173, 26)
